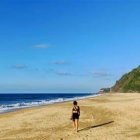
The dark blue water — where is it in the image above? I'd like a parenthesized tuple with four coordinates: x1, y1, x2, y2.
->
(0, 93, 97, 113)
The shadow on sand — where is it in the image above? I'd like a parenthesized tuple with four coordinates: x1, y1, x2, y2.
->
(79, 121, 114, 132)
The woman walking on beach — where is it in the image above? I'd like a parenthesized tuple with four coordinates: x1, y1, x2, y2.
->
(71, 101, 80, 132)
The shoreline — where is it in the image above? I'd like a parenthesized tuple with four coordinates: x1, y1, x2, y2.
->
(0, 93, 140, 140)
(0, 93, 101, 115)
(0, 93, 99, 115)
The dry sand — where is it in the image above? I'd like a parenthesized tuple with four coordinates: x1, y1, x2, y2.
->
(0, 93, 140, 140)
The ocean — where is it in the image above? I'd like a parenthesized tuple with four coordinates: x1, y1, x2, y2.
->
(0, 93, 97, 113)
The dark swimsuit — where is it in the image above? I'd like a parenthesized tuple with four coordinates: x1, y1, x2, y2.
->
(72, 106, 80, 120)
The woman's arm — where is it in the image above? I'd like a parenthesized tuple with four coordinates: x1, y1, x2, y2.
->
(70, 108, 73, 120)
(78, 106, 80, 116)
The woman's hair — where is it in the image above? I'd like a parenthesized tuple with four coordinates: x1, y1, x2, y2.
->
(73, 101, 78, 105)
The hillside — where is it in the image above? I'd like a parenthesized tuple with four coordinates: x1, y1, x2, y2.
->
(112, 66, 140, 93)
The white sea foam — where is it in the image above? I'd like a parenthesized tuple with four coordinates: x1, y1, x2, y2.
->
(0, 94, 98, 113)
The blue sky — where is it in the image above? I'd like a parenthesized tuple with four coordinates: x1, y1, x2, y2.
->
(0, 0, 140, 93)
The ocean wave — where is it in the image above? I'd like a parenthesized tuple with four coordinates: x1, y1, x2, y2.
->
(0, 94, 98, 113)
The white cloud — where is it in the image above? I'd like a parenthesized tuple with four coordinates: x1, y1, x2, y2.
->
(34, 44, 50, 49)
(53, 61, 70, 65)
(55, 72, 72, 76)
(12, 64, 27, 70)
(91, 71, 112, 77)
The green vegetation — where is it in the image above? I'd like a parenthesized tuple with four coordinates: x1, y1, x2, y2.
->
(112, 66, 140, 93)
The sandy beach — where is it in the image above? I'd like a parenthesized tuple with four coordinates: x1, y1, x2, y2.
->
(0, 93, 140, 140)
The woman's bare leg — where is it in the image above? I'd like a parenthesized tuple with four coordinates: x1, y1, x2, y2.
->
(75, 119, 79, 132)
(73, 120, 76, 130)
